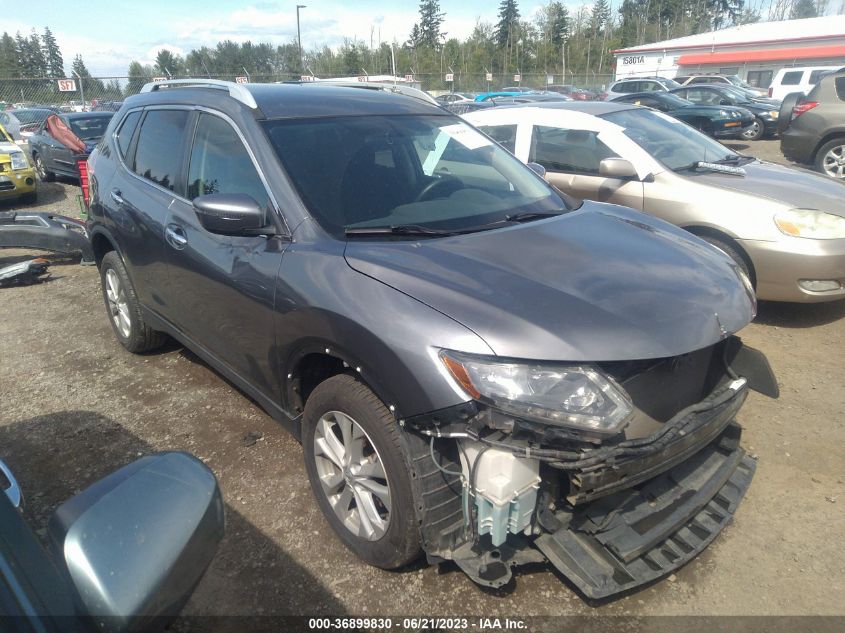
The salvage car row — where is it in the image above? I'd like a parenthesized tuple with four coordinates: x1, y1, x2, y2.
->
(1, 77, 843, 629)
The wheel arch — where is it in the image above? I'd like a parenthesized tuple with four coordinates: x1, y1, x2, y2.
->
(89, 227, 119, 267)
(683, 224, 757, 287)
(811, 131, 845, 162)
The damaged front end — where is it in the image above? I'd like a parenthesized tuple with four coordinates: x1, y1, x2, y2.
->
(406, 336, 777, 599)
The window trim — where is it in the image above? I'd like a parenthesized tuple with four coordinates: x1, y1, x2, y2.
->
(192, 107, 288, 236)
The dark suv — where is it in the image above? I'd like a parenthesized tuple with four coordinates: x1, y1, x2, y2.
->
(780, 68, 845, 179)
(86, 79, 776, 599)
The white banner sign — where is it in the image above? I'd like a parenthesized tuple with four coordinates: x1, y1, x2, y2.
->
(235, 76, 248, 84)
(485, 72, 492, 81)
(57, 79, 76, 92)
(445, 73, 454, 82)
(513, 73, 521, 82)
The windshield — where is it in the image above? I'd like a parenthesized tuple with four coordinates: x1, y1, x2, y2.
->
(68, 115, 112, 140)
(602, 108, 737, 171)
(658, 78, 683, 90)
(263, 114, 569, 237)
(651, 93, 693, 108)
(720, 85, 755, 101)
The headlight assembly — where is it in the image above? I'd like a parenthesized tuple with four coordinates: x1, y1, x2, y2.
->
(440, 350, 633, 436)
(768, 110, 779, 119)
(9, 152, 28, 171)
(774, 209, 845, 239)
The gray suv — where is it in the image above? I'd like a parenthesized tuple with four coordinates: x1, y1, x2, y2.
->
(780, 68, 845, 179)
(86, 79, 776, 599)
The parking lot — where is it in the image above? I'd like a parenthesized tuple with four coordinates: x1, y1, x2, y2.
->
(1, 139, 844, 622)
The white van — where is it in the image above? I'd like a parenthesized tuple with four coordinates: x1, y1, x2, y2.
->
(768, 66, 841, 100)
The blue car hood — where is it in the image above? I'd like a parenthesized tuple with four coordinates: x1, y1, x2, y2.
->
(345, 203, 753, 361)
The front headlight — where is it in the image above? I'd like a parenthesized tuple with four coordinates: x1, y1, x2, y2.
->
(775, 208, 845, 239)
(440, 350, 633, 436)
(768, 110, 779, 119)
(9, 152, 28, 171)
(719, 110, 730, 117)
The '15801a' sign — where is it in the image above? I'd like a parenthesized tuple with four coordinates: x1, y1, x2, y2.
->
(622, 55, 645, 65)
(57, 78, 77, 92)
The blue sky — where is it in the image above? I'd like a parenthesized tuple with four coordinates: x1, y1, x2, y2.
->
(6, 0, 581, 77)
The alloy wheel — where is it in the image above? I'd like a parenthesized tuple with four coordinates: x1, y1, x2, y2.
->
(741, 120, 761, 140)
(821, 144, 845, 179)
(105, 268, 131, 338)
(34, 155, 46, 180)
(313, 410, 391, 541)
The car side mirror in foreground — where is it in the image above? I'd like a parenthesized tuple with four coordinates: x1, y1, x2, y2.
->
(527, 162, 547, 178)
(599, 157, 639, 180)
(49, 452, 224, 633)
(193, 193, 268, 235)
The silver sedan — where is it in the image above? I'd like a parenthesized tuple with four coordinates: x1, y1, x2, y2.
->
(463, 101, 845, 303)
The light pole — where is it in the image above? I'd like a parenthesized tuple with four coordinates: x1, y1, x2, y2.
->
(296, 5, 306, 76)
(71, 69, 85, 111)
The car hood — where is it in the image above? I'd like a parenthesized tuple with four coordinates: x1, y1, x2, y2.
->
(690, 160, 845, 217)
(344, 204, 753, 361)
(0, 141, 22, 154)
(674, 104, 751, 116)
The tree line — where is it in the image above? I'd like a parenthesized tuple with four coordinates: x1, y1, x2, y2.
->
(0, 0, 838, 101)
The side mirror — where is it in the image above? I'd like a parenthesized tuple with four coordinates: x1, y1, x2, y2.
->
(193, 193, 266, 235)
(527, 162, 547, 178)
(720, 98, 733, 106)
(49, 452, 224, 633)
(599, 157, 639, 180)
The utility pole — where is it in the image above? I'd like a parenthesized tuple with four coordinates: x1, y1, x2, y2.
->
(72, 69, 85, 111)
(296, 5, 307, 75)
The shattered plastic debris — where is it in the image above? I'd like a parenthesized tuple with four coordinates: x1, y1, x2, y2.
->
(0, 258, 51, 287)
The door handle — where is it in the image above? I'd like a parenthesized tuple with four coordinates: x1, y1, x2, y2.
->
(110, 189, 124, 205)
(165, 225, 188, 250)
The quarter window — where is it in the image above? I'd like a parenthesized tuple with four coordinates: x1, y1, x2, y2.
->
(133, 110, 190, 192)
(528, 125, 619, 175)
(187, 113, 270, 209)
(809, 70, 829, 85)
(115, 111, 141, 159)
(835, 77, 845, 101)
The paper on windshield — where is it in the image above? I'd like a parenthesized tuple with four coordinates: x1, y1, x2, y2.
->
(439, 123, 493, 150)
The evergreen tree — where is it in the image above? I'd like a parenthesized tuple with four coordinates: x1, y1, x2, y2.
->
(42, 27, 64, 77)
(790, 0, 819, 18)
(28, 30, 48, 77)
(0, 32, 21, 78)
(495, 0, 521, 48)
(548, 1, 570, 47)
(418, 0, 445, 47)
(154, 49, 183, 76)
(126, 61, 149, 95)
(407, 24, 422, 48)
(590, 0, 610, 34)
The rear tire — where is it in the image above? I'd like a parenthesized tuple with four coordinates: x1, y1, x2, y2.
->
(302, 374, 421, 569)
(814, 138, 845, 180)
(99, 251, 167, 353)
(740, 117, 765, 141)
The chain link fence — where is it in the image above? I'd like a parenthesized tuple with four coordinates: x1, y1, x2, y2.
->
(1, 71, 614, 114)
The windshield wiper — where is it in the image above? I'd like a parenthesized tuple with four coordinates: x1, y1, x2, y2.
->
(344, 224, 460, 237)
(504, 211, 565, 222)
(713, 153, 754, 164)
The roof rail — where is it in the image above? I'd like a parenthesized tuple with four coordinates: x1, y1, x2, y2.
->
(139, 79, 258, 109)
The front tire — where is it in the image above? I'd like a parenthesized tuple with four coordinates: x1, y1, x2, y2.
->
(302, 374, 421, 569)
(700, 235, 754, 286)
(99, 251, 167, 353)
(814, 138, 845, 180)
(33, 153, 55, 182)
(741, 117, 765, 141)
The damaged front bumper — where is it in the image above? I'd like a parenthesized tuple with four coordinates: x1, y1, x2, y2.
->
(407, 338, 775, 599)
(0, 211, 94, 263)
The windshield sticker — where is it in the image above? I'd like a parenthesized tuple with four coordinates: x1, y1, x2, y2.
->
(439, 123, 493, 150)
(696, 161, 746, 176)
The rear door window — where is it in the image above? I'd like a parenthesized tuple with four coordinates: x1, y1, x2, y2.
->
(476, 124, 518, 153)
(186, 113, 270, 210)
(528, 125, 619, 175)
(133, 110, 190, 192)
(781, 71, 803, 86)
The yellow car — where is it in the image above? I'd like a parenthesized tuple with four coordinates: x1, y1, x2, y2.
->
(0, 123, 37, 204)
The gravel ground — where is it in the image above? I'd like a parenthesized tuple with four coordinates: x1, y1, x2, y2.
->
(1, 140, 843, 624)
